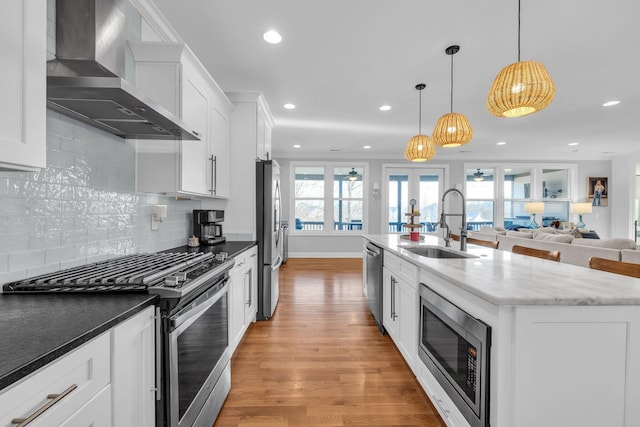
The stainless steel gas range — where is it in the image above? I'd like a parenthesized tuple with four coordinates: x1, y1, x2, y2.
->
(3, 251, 235, 427)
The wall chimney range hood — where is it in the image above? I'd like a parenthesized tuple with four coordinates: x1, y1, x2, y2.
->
(47, 0, 199, 141)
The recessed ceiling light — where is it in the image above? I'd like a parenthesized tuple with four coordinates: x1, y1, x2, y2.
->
(568, 142, 579, 146)
(263, 30, 282, 44)
(363, 145, 371, 149)
(496, 141, 506, 146)
(602, 100, 620, 107)
(283, 103, 296, 109)
(379, 105, 391, 111)
(293, 144, 301, 148)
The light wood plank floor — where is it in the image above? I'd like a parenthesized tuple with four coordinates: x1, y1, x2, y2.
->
(213, 258, 445, 427)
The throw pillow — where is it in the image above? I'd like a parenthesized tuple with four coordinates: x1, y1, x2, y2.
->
(533, 233, 574, 243)
(506, 230, 534, 239)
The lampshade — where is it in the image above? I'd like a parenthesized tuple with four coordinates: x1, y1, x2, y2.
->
(472, 169, 484, 182)
(486, 0, 555, 118)
(571, 203, 593, 215)
(432, 113, 474, 147)
(486, 61, 556, 118)
(433, 45, 473, 147)
(525, 202, 545, 214)
(405, 134, 436, 162)
(405, 83, 436, 162)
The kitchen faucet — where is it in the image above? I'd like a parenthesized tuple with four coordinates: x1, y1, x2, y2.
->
(438, 188, 467, 251)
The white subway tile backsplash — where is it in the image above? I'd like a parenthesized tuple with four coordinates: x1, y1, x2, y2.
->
(10, 250, 45, 271)
(0, 111, 202, 285)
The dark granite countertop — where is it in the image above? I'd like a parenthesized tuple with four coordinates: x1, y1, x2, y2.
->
(0, 294, 157, 391)
(162, 240, 257, 259)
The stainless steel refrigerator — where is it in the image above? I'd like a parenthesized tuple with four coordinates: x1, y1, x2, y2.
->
(256, 160, 283, 320)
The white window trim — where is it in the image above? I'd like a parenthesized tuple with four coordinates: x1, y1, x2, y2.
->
(289, 161, 369, 236)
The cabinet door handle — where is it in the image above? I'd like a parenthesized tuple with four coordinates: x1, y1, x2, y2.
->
(390, 276, 398, 320)
(11, 384, 78, 426)
(209, 155, 217, 195)
(246, 271, 252, 306)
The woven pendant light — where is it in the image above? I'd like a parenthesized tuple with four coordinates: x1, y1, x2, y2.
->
(405, 84, 436, 162)
(433, 45, 473, 148)
(486, 0, 555, 118)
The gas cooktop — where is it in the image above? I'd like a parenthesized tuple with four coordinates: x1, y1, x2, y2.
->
(2, 252, 234, 298)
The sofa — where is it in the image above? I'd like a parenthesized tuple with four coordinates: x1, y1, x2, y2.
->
(469, 226, 638, 268)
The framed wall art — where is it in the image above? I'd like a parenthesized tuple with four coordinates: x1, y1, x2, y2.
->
(587, 176, 608, 207)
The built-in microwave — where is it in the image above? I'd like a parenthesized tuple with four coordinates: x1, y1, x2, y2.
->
(419, 284, 491, 427)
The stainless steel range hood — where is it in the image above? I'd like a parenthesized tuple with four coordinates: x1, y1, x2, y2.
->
(47, 0, 199, 141)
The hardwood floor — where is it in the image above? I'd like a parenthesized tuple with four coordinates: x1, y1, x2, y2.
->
(214, 258, 445, 427)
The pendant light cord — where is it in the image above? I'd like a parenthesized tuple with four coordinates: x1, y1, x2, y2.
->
(517, 0, 521, 62)
(418, 88, 422, 133)
(450, 53, 454, 113)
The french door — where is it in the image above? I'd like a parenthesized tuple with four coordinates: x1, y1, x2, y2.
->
(384, 167, 445, 234)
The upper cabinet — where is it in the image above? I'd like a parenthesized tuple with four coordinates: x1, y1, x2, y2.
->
(132, 42, 232, 198)
(0, 0, 46, 172)
(224, 92, 275, 237)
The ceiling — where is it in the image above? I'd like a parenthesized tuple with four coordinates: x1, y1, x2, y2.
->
(152, 0, 640, 162)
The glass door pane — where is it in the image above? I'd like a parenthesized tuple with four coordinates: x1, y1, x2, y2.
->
(387, 171, 408, 233)
(418, 172, 442, 232)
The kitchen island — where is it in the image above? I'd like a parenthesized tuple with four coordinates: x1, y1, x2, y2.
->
(365, 234, 640, 427)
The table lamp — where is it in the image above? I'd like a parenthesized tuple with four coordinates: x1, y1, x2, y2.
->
(524, 202, 545, 229)
(570, 203, 592, 229)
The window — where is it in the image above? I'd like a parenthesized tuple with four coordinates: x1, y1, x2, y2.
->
(465, 168, 495, 230)
(384, 166, 444, 233)
(292, 163, 366, 233)
(466, 164, 576, 229)
(293, 166, 325, 231)
(333, 167, 364, 231)
(503, 167, 532, 228)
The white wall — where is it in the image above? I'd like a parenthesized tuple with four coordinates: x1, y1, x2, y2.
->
(611, 151, 640, 239)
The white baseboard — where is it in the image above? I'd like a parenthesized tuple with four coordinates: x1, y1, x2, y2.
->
(288, 252, 362, 258)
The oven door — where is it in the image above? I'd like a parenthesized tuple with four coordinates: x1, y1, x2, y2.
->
(167, 279, 231, 427)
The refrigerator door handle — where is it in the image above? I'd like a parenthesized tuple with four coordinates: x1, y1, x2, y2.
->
(271, 255, 283, 271)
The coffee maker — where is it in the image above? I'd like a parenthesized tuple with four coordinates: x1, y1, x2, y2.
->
(193, 210, 226, 245)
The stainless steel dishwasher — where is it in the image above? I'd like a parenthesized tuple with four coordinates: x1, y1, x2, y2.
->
(363, 241, 385, 334)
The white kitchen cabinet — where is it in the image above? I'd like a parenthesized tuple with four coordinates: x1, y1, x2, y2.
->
(111, 306, 156, 427)
(223, 92, 275, 238)
(0, 0, 46, 172)
(383, 251, 418, 374)
(58, 385, 112, 427)
(132, 42, 232, 198)
(0, 333, 111, 427)
(229, 246, 258, 354)
(0, 306, 157, 427)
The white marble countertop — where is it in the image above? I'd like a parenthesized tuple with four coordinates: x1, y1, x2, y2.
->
(364, 234, 640, 306)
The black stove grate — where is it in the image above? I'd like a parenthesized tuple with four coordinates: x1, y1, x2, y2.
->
(2, 252, 216, 293)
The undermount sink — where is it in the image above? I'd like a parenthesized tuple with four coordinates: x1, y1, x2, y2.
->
(402, 246, 478, 259)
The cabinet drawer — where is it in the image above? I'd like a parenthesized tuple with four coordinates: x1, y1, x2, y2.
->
(384, 251, 417, 288)
(0, 333, 110, 427)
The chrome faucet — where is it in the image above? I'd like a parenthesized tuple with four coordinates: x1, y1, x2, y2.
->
(438, 188, 467, 251)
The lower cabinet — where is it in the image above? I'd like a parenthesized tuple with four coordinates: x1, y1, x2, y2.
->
(229, 246, 258, 354)
(382, 266, 418, 374)
(0, 306, 156, 427)
(59, 385, 112, 427)
(111, 306, 156, 427)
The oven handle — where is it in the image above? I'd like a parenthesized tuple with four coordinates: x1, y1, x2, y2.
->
(170, 281, 228, 330)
